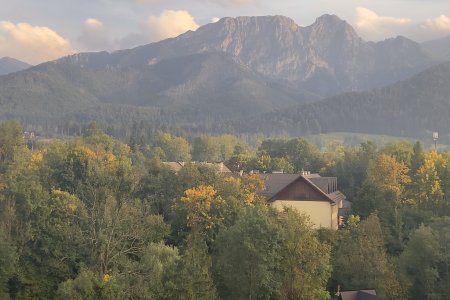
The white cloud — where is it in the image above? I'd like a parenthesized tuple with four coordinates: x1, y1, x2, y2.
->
(79, 18, 113, 51)
(85, 18, 103, 29)
(422, 15, 450, 33)
(146, 10, 199, 41)
(0, 21, 74, 64)
(211, 17, 221, 23)
(355, 7, 412, 41)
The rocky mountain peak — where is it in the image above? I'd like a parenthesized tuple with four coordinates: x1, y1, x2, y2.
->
(49, 13, 434, 97)
(306, 14, 360, 41)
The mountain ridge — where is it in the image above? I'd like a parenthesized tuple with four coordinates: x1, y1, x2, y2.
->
(0, 14, 446, 138)
(54, 14, 436, 96)
(237, 61, 450, 141)
(0, 57, 32, 76)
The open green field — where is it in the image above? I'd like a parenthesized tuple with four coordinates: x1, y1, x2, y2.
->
(304, 132, 450, 151)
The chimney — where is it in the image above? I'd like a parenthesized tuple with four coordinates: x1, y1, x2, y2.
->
(335, 285, 341, 297)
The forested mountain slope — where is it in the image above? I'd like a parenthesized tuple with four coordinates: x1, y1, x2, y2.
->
(422, 35, 450, 61)
(0, 52, 315, 128)
(238, 62, 450, 142)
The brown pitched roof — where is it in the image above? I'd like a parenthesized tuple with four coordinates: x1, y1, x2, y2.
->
(163, 162, 184, 172)
(339, 290, 386, 300)
(163, 161, 232, 173)
(258, 173, 345, 204)
(258, 174, 300, 199)
(200, 162, 232, 173)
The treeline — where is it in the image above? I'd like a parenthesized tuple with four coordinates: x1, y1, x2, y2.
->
(1, 121, 449, 299)
(237, 62, 450, 143)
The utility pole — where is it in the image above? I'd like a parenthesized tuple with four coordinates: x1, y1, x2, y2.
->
(433, 132, 438, 151)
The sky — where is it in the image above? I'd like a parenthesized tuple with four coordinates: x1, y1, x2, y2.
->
(0, 0, 449, 64)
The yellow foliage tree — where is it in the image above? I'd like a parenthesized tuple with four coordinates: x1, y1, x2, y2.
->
(415, 150, 443, 208)
(367, 154, 411, 205)
(181, 185, 222, 230)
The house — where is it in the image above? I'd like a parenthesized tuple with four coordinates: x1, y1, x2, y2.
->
(337, 289, 386, 300)
(23, 131, 34, 139)
(163, 161, 186, 173)
(259, 172, 345, 230)
(163, 161, 232, 174)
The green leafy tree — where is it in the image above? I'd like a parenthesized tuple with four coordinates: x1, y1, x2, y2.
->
(332, 214, 405, 299)
(135, 160, 181, 217)
(278, 208, 331, 300)
(173, 231, 217, 300)
(56, 268, 126, 300)
(366, 154, 411, 250)
(259, 138, 324, 173)
(249, 152, 272, 173)
(326, 141, 377, 201)
(192, 136, 220, 161)
(0, 121, 24, 171)
(271, 157, 294, 173)
(410, 141, 424, 175)
(0, 228, 17, 299)
(380, 141, 413, 167)
(121, 242, 180, 300)
(56, 268, 100, 300)
(213, 205, 281, 300)
(399, 225, 440, 300)
(227, 145, 253, 172)
(154, 132, 191, 161)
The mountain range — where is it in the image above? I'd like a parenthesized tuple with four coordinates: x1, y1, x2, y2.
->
(0, 57, 31, 76)
(55, 14, 435, 96)
(422, 35, 450, 61)
(0, 14, 449, 139)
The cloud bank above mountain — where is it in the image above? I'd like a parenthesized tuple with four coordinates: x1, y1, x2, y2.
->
(0, 21, 73, 64)
(146, 10, 199, 40)
(1, 0, 450, 63)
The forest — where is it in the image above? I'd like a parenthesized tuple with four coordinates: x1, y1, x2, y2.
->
(0, 120, 449, 300)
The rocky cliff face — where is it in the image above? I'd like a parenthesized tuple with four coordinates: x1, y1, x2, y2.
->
(58, 14, 434, 96)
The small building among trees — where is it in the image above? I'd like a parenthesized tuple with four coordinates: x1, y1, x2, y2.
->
(259, 172, 345, 230)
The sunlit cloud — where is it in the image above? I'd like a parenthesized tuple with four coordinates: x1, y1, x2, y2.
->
(422, 15, 450, 34)
(79, 18, 113, 51)
(0, 21, 74, 64)
(146, 10, 199, 40)
(211, 17, 221, 23)
(355, 7, 412, 41)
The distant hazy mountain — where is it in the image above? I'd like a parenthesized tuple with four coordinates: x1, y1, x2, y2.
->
(239, 62, 450, 141)
(0, 14, 442, 136)
(0, 57, 31, 76)
(0, 52, 316, 126)
(58, 14, 434, 96)
(422, 35, 450, 61)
